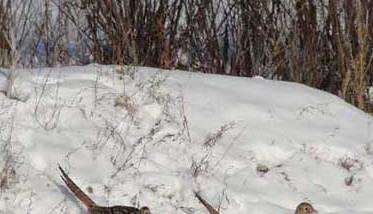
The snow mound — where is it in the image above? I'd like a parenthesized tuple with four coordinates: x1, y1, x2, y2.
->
(0, 65, 372, 213)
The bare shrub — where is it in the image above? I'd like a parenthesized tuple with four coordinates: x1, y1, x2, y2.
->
(76, 0, 372, 112)
(1, 0, 372, 112)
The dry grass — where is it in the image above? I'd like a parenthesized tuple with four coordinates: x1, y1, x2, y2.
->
(203, 122, 235, 148)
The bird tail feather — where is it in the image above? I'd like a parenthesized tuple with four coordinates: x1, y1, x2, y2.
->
(59, 165, 96, 208)
(194, 191, 220, 214)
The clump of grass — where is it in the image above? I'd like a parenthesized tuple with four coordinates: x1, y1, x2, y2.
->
(190, 155, 210, 178)
(338, 156, 362, 171)
(0, 115, 20, 192)
(344, 175, 354, 186)
(114, 95, 137, 117)
(203, 122, 235, 148)
(0, 159, 16, 191)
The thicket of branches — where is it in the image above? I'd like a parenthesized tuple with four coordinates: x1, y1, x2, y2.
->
(0, 0, 372, 112)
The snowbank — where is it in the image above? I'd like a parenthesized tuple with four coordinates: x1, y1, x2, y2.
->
(0, 65, 372, 213)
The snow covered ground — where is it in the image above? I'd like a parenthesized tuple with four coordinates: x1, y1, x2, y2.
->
(0, 65, 372, 214)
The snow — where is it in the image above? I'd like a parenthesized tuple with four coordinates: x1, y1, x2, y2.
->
(0, 64, 372, 213)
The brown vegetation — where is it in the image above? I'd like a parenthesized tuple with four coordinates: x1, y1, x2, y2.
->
(0, 0, 372, 112)
(0, 1, 11, 67)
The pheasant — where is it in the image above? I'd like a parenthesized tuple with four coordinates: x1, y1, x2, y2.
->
(194, 191, 220, 214)
(295, 202, 318, 214)
(194, 191, 318, 214)
(59, 165, 151, 214)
